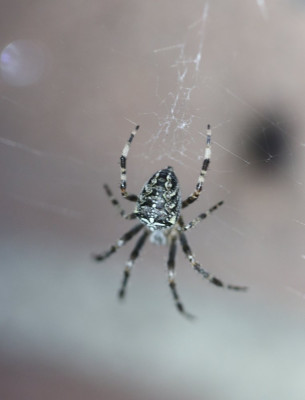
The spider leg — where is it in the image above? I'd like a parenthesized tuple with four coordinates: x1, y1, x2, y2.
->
(103, 184, 137, 220)
(182, 124, 212, 209)
(93, 223, 144, 262)
(118, 229, 149, 299)
(178, 225, 247, 291)
(168, 235, 194, 319)
(120, 125, 140, 202)
(181, 200, 224, 232)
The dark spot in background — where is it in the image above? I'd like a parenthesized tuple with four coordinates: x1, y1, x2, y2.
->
(238, 109, 293, 177)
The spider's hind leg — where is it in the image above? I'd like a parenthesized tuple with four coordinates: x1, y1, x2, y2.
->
(182, 124, 212, 209)
(182, 200, 224, 232)
(120, 125, 140, 202)
(103, 184, 137, 220)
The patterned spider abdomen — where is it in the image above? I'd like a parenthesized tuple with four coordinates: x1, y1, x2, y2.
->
(135, 166, 181, 230)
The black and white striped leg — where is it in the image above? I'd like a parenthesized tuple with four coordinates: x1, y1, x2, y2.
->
(118, 230, 149, 299)
(93, 224, 144, 262)
(103, 184, 137, 220)
(168, 236, 194, 319)
(181, 201, 224, 232)
(182, 124, 212, 209)
(179, 230, 247, 291)
(120, 125, 140, 202)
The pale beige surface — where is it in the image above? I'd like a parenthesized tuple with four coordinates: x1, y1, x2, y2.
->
(1, 1, 305, 399)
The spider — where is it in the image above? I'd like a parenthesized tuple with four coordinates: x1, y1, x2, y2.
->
(94, 125, 247, 318)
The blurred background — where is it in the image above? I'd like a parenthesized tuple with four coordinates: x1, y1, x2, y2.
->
(1, 1, 305, 399)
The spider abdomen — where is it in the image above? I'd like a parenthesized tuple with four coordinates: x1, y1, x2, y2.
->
(135, 166, 181, 230)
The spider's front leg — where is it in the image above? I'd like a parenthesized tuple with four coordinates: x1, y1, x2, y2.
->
(93, 223, 143, 262)
(120, 125, 140, 202)
(179, 228, 247, 291)
(167, 235, 194, 319)
(182, 124, 212, 209)
(118, 229, 149, 299)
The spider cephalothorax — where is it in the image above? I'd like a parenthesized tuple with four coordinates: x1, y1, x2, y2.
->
(135, 167, 181, 230)
(94, 125, 247, 318)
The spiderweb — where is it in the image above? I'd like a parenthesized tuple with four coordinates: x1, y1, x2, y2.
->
(1, 2, 305, 400)
(129, 0, 305, 302)
(140, 5, 209, 166)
